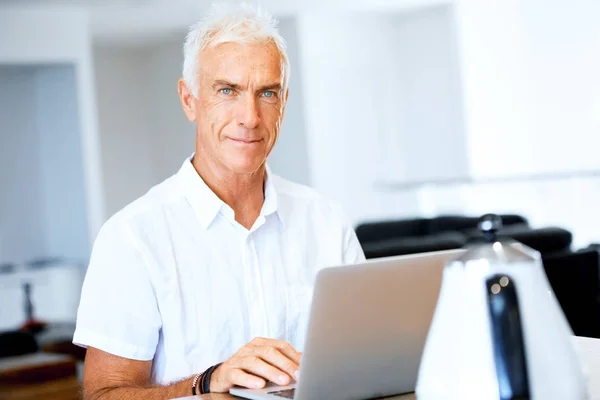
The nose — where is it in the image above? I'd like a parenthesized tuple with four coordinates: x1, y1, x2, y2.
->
(236, 93, 261, 129)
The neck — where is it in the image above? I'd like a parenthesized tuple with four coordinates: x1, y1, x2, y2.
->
(192, 154, 266, 230)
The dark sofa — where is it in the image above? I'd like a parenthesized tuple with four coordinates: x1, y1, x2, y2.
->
(356, 214, 572, 259)
(355, 214, 600, 338)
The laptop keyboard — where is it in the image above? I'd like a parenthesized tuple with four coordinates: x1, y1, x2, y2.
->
(267, 388, 296, 398)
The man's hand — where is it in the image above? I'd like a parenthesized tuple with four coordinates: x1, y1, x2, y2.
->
(210, 337, 302, 393)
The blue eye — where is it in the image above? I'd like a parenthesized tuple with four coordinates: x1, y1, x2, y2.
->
(262, 91, 275, 98)
(220, 88, 232, 95)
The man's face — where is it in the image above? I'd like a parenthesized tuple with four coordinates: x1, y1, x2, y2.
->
(181, 41, 287, 175)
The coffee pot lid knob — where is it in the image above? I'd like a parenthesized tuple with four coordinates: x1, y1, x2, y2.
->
(478, 213, 503, 242)
(452, 214, 538, 264)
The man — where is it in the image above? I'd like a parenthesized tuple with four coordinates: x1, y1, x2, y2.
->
(74, 3, 365, 399)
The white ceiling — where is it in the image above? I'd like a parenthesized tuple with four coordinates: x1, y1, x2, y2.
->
(0, 0, 451, 46)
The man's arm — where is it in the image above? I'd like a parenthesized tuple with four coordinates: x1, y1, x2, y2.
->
(83, 337, 302, 399)
(82, 347, 194, 400)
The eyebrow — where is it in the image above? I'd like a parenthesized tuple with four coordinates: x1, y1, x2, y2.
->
(211, 80, 282, 92)
(212, 80, 241, 90)
(258, 83, 282, 92)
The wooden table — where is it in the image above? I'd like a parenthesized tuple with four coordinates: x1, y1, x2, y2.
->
(0, 352, 80, 400)
(173, 336, 600, 400)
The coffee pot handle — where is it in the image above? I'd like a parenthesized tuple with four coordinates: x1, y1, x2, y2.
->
(486, 274, 531, 400)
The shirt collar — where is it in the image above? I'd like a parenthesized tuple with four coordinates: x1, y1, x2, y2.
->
(177, 155, 284, 230)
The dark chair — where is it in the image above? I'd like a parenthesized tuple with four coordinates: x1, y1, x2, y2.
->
(0, 330, 39, 358)
(543, 249, 600, 338)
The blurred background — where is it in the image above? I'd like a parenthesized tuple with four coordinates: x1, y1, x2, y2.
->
(0, 0, 599, 395)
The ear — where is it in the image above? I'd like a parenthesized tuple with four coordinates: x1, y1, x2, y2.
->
(178, 78, 197, 122)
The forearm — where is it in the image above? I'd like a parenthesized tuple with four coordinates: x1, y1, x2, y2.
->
(85, 376, 195, 400)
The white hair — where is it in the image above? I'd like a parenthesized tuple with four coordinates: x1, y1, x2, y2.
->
(182, 2, 290, 98)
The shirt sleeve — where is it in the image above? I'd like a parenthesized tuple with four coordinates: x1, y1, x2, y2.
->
(73, 216, 161, 361)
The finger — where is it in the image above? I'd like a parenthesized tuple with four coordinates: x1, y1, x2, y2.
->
(257, 346, 300, 381)
(249, 338, 302, 366)
(239, 355, 292, 386)
(249, 337, 267, 346)
(273, 341, 302, 366)
(228, 367, 266, 390)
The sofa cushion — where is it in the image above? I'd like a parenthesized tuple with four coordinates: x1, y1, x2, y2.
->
(361, 232, 466, 259)
(506, 227, 572, 255)
(355, 218, 429, 245)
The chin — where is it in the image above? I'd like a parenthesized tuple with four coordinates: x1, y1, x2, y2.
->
(224, 155, 265, 175)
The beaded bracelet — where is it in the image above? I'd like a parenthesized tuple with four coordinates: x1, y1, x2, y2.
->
(192, 362, 223, 395)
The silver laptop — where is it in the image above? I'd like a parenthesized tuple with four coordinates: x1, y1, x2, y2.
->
(230, 249, 463, 400)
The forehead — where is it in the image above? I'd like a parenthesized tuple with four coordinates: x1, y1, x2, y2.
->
(199, 41, 283, 84)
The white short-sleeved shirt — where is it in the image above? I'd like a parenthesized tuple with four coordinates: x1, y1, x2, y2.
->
(73, 156, 365, 385)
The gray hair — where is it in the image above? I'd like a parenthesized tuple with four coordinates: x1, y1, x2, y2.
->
(182, 2, 290, 98)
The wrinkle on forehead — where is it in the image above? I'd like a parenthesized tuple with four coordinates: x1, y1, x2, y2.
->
(198, 41, 284, 90)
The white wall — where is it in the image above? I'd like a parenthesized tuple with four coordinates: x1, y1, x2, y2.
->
(456, 0, 600, 178)
(94, 38, 195, 217)
(414, 0, 600, 248)
(267, 17, 311, 186)
(94, 46, 157, 218)
(293, 0, 600, 251)
(143, 37, 196, 184)
(297, 5, 466, 224)
(453, 0, 600, 247)
(0, 65, 91, 264)
(0, 67, 46, 263)
(0, 6, 105, 247)
(0, 8, 88, 64)
(0, 8, 96, 326)
(36, 65, 90, 261)
(376, 5, 468, 185)
(0, 65, 90, 264)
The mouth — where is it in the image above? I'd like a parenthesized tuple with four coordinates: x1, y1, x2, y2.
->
(227, 137, 263, 145)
